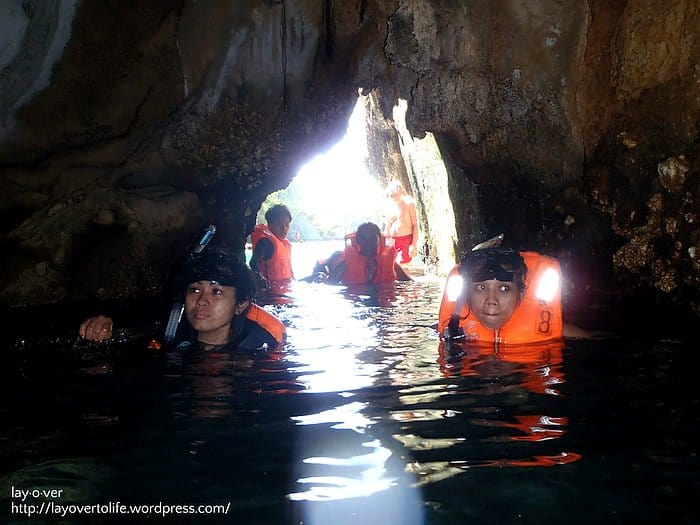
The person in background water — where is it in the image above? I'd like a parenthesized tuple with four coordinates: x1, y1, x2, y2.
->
(79, 250, 285, 351)
(385, 180, 419, 264)
(438, 247, 563, 345)
(303, 222, 412, 286)
(249, 204, 294, 290)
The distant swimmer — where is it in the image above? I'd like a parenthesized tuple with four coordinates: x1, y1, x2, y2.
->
(249, 204, 294, 290)
(302, 222, 412, 286)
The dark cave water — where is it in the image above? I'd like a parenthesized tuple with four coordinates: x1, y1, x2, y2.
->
(0, 242, 697, 524)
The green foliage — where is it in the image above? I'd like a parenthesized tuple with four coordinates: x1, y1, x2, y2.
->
(258, 186, 333, 241)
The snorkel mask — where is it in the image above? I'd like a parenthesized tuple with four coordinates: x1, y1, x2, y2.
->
(178, 251, 256, 301)
(445, 248, 527, 302)
(459, 248, 526, 291)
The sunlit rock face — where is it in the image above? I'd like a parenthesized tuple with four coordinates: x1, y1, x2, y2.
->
(0, 0, 698, 319)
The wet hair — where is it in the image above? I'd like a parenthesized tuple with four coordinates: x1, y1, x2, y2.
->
(179, 250, 256, 301)
(265, 204, 292, 224)
(459, 248, 527, 293)
(355, 222, 381, 255)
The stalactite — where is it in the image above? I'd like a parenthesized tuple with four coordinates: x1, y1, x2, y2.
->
(280, 0, 288, 112)
(322, 0, 334, 60)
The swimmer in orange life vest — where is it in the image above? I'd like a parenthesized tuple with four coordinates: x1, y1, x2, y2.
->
(302, 222, 412, 285)
(249, 204, 293, 290)
(436, 247, 576, 460)
(80, 250, 285, 351)
(438, 247, 563, 345)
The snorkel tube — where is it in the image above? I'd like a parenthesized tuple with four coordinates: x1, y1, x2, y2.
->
(163, 225, 216, 344)
(471, 233, 504, 251)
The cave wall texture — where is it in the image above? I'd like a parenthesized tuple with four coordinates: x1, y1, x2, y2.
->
(0, 0, 698, 319)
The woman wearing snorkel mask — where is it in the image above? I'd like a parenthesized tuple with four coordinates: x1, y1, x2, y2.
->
(176, 250, 285, 349)
(438, 248, 563, 345)
(79, 251, 285, 351)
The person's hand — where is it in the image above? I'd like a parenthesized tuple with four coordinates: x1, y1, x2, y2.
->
(79, 315, 114, 342)
(255, 272, 269, 291)
(312, 271, 329, 283)
(409, 244, 418, 258)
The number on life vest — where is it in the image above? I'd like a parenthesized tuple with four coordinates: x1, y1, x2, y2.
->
(537, 309, 552, 334)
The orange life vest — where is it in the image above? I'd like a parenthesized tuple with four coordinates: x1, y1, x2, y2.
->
(245, 303, 286, 345)
(438, 251, 563, 344)
(251, 224, 293, 281)
(342, 233, 396, 285)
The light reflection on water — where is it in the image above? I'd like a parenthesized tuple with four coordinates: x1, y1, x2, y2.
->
(1, 242, 696, 524)
(257, 272, 580, 519)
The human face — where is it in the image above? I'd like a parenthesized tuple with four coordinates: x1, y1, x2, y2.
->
(184, 281, 244, 344)
(269, 216, 291, 240)
(469, 279, 519, 330)
(387, 182, 403, 200)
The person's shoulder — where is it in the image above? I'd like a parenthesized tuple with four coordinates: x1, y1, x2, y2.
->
(563, 323, 616, 339)
(246, 304, 285, 338)
(238, 317, 284, 350)
(253, 236, 275, 254)
(394, 262, 413, 281)
(328, 259, 348, 284)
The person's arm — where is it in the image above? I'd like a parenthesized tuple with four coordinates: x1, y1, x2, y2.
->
(326, 260, 347, 284)
(249, 237, 275, 289)
(384, 199, 398, 236)
(383, 216, 393, 237)
(78, 296, 170, 343)
(394, 262, 413, 281)
(563, 323, 613, 339)
(300, 251, 343, 283)
(408, 200, 419, 259)
(79, 315, 114, 341)
(248, 237, 274, 272)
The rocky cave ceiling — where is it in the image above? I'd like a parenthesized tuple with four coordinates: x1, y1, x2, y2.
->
(0, 0, 698, 321)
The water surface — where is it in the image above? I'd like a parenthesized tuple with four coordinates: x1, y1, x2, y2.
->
(1, 243, 697, 524)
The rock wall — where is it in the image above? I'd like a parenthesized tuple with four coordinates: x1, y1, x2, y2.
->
(0, 0, 697, 319)
(377, 0, 698, 315)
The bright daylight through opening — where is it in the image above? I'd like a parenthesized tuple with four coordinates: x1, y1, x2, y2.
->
(258, 95, 386, 243)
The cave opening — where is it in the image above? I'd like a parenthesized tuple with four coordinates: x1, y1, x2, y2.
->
(255, 91, 459, 277)
(258, 95, 386, 242)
